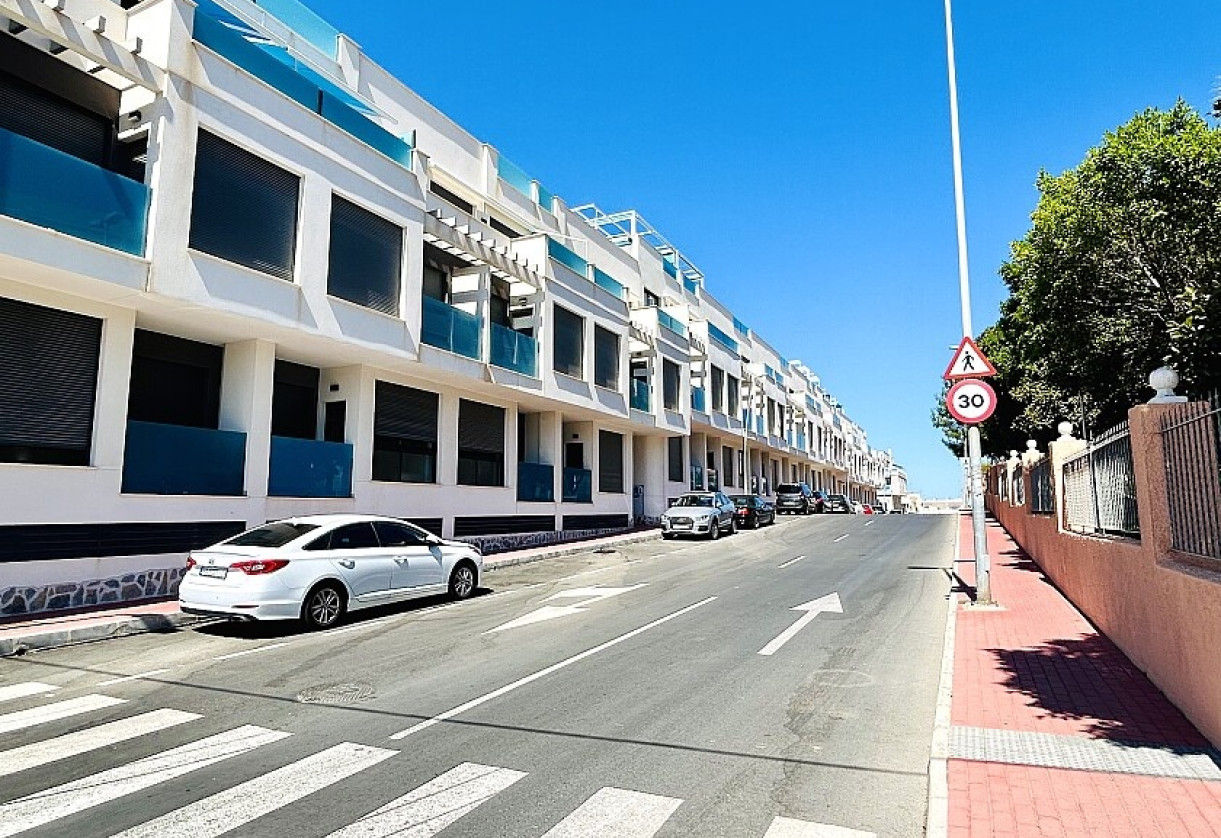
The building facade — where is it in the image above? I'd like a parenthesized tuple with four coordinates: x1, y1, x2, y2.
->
(0, 0, 893, 617)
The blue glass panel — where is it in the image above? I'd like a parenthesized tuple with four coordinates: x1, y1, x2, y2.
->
(691, 386, 707, 413)
(250, 0, 340, 58)
(683, 277, 699, 294)
(421, 296, 481, 359)
(547, 237, 588, 276)
(707, 323, 739, 353)
(122, 421, 246, 495)
(319, 92, 412, 167)
(517, 461, 554, 502)
(193, 13, 318, 108)
(630, 379, 650, 412)
(0, 128, 149, 255)
(490, 323, 538, 377)
(756, 417, 765, 435)
(733, 317, 750, 337)
(268, 436, 352, 497)
(562, 467, 592, 503)
(498, 155, 532, 196)
(662, 258, 677, 279)
(535, 182, 554, 211)
(592, 267, 624, 299)
(657, 310, 686, 337)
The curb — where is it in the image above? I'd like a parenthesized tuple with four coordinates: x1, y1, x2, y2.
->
(483, 530, 661, 571)
(925, 513, 962, 838)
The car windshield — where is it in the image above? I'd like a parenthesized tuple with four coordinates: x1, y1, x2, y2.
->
(828, 494, 848, 501)
(776, 484, 801, 494)
(729, 495, 752, 507)
(223, 521, 319, 548)
(673, 495, 715, 507)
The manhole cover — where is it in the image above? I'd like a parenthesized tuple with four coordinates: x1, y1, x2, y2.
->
(296, 682, 375, 705)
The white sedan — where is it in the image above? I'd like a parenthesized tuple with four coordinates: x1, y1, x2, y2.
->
(179, 514, 483, 629)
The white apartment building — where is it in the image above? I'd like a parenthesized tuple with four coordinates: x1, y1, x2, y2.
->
(0, 0, 891, 618)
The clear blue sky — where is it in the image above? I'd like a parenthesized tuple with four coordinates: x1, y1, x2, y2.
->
(304, 0, 1221, 498)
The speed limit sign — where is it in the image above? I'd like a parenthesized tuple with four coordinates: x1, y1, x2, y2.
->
(946, 378, 996, 424)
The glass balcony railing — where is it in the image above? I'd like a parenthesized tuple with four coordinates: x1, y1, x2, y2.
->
(268, 436, 352, 497)
(707, 323, 739, 353)
(657, 310, 686, 337)
(547, 237, 588, 276)
(122, 421, 246, 495)
(662, 258, 678, 279)
(421, 296, 481, 359)
(0, 128, 149, 255)
(319, 92, 412, 167)
(630, 379, 650, 412)
(691, 386, 707, 413)
(733, 317, 750, 337)
(592, 267, 625, 300)
(490, 323, 537, 377)
(497, 154, 533, 198)
(562, 467, 592, 503)
(683, 277, 699, 295)
(535, 182, 555, 212)
(517, 461, 554, 502)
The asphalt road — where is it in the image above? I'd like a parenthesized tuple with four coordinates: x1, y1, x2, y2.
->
(0, 513, 956, 838)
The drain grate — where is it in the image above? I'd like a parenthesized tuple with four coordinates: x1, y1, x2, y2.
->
(295, 682, 375, 705)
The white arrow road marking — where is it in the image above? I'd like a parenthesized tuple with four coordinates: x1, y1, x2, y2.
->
(778, 555, 806, 569)
(542, 787, 682, 838)
(763, 816, 876, 837)
(833, 534, 849, 543)
(487, 585, 648, 633)
(758, 593, 843, 656)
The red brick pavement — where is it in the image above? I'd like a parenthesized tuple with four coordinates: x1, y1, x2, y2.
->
(947, 513, 1221, 837)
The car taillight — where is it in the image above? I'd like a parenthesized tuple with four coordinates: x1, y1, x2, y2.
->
(185, 555, 196, 571)
(230, 559, 290, 575)
(736, 508, 748, 515)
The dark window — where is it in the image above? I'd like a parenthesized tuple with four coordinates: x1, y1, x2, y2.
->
(428, 181, 473, 214)
(127, 330, 223, 429)
(663, 360, 680, 411)
(307, 522, 379, 551)
(373, 520, 432, 547)
(271, 360, 319, 440)
(328, 196, 402, 315)
(722, 446, 734, 488)
(0, 297, 101, 466)
(423, 242, 464, 302)
(373, 382, 437, 483)
(644, 290, 660, 307)
(711, 366, 725, 413)
(189, 130, 299, 281)
(224, 522, 318, 548)
(667, 437, 684, 483)
(553, 305, 583, 378)
(593, 326, 619, 390)
(323, 401, 346, 443)
(728, 377, 739, 416)
(488, 216, 522, 239)
(458, 400, 505, 487)
(598, 430, 624, 494)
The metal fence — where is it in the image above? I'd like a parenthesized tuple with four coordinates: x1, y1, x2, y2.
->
(1030, 457, 1054, 513)
(1012, 462, 1025, 505)
(1062, 420, 1140, 538)
(1161, 398, 1221, 561)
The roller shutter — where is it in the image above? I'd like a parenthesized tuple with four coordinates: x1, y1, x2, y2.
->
(375, 382, 438, 442)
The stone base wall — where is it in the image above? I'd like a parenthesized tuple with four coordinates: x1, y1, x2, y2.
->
(1, 567, 186, 619)
(461, 525, 639, 556)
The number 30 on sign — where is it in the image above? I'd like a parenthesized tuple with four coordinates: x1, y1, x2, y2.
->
(946, 378, 997, 424)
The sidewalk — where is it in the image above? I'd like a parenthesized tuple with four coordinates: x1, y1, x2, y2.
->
(0, 528, 660, 657)
(944, 513, 1221, 837)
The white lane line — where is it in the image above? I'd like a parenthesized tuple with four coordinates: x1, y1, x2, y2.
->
(0, 708, 200, 778)
(541, 787, 683, 838)
(778, 555, 806, 569)
(0, 725, 289, 838)
(213, 642, 289, 661)
(325, 761, 526, 838)
(0, 694, 126, 735)
(763, 815, 877, 837)
(833, 534, 849, 543)
(865, 521, 874, 528)
(390, 597, 717, 740)
(113, 741, 397, 838)
(0, 683, 55, 704)
(556, 565, 621, 582)
(97, 669, 172, 687)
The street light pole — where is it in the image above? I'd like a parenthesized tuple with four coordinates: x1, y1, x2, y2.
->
(942, 0, 993, 605)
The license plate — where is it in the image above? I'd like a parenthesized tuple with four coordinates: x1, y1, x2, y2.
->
(199, 565, 228, 579)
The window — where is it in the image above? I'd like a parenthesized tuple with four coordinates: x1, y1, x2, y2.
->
(306, 522, 379, 551)
(458, 399, 505, 487)
(711, 366, 725, 413)
(593, 326, 619, 390)
(327, 196, 402, 315)
(372, 520, 433, 547)
(372, 382, 438, 483)
(428, 181, 473, 214)
(225, 522, 319, 548)
(553, 305, 584, 377)
(599, 430, 624, 493)
(644, 290, 660, 307)
(722, 446, 734, 488)
(271, 360, 318, 440)
(423, 242, 463, 302)
(0, 297, 101, 466)
(128, 330, 223, 429)
(189, 130, 299, 280)
(663, 360, 680, 411)
(728, 377, 740, 417)
(667, 437, 684, 482)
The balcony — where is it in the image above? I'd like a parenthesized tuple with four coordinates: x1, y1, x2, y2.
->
(268, 436, 352, 497)
(122, 421, 246, 495)
(547, 237, 589, 276)
(517, 461, 554, 502)
(421, 296, 481, 359)
(0, 128, 149, 256)
(630, 379, 651, 412)
(490, 323, 537, 376)
(657, 310, 686, 337)
(592, 267, 625, 300)
(562, 467, 592, 503)
(691, 386, 707, 413)
(707, 323, 739, 353)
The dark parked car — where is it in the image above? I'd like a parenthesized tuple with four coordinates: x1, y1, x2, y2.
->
(729, 494, 775, 529)
(774, 482, 823, 515)
(825, 493, 854, 513)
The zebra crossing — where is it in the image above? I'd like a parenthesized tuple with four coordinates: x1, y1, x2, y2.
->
(0, 682, 877, 838)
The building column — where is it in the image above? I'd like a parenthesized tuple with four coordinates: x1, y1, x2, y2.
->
(220, 338, 277, 500)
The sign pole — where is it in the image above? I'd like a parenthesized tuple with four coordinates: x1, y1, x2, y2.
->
(943, 0, 992, 605)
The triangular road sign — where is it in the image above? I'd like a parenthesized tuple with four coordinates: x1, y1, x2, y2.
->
(944, 336, 997, 379)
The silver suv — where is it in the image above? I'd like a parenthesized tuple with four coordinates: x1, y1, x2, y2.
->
(661, 492, 737, 540)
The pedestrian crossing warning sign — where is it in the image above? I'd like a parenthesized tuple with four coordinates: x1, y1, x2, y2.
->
(944, 336, 997, 380)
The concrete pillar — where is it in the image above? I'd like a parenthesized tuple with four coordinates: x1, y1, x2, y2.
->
(437, 391, 460, 487)
(541, 410, 563, 502)
(220, 338, 277, 499)
(94, 308, 137, 476)
(1048, 422, 1087, 533)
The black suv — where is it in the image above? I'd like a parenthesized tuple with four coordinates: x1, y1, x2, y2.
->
(774, 482, 824, 515)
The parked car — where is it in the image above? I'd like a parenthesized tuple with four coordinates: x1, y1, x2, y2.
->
(661, 492, 737, 539)
(774, 482, 823, 515)
(851, 500, 865, 514)
(825, 493, 854, 513)
(729, 494, 776, 529)
(179, 515, 484, 629)
(862, 504, 876, 515)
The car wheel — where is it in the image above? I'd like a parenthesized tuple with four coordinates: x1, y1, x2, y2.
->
(708, 519, 719, 540)
(301, 582, 346, 630)
(729, 517, 737, 535)
(448, 562, 477, 600)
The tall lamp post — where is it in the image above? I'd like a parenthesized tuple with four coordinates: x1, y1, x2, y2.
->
(942, 0, 993, 604)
